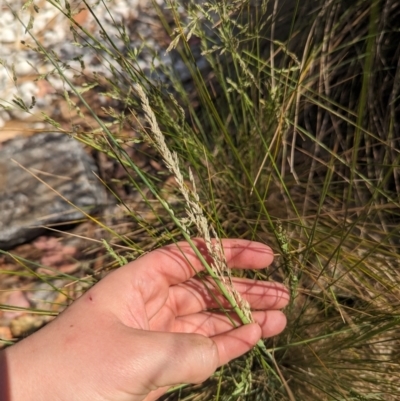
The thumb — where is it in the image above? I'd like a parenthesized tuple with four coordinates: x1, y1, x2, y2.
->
(144, 324, 262, 389)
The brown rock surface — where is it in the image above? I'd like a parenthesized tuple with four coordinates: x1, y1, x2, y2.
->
(0, 132, 107, 250)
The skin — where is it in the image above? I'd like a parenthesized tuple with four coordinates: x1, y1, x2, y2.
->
(1, 238, 289, 401)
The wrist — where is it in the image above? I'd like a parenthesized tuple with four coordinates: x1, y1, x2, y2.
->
(2, 342, 32, 401)
(1, 335, 52, 401)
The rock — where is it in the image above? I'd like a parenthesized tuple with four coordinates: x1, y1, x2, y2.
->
(3, 290, 30, 320)
(9, 314, 52, 338)
(0, 133, 107, 250)
(0, 326, 13, 348)
(26, 279, 68, 312)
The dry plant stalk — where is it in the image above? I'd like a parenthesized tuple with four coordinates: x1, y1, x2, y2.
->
(135, 83, 253, 322)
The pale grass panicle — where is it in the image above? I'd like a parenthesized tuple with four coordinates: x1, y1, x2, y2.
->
(136, 83, 253, 322)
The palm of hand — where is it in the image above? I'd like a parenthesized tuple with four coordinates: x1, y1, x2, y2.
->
(5, 239, 289, 401)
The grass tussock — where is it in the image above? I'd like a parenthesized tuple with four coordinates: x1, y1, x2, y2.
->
(2, 0, 400, 399)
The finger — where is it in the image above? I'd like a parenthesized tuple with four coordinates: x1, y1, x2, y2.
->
(105, 239, 274, 323)
(169, 278, 289, 316)
(172, 310, 287, 339)
(134, 239, 274, 288)
(212, 323, 262, 366)
(138, 331, 220, 387)
(143, 325, 261, 388)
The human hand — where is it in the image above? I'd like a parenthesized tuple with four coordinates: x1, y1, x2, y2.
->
(2, 239, 289, 401)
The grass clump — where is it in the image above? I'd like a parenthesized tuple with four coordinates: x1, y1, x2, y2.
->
(2, 0, 400, 399)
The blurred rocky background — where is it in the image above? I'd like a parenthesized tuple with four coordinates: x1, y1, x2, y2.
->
(0, 0, 179, 344)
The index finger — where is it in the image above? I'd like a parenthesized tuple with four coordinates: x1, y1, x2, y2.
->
(136, 238, 274, 287)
